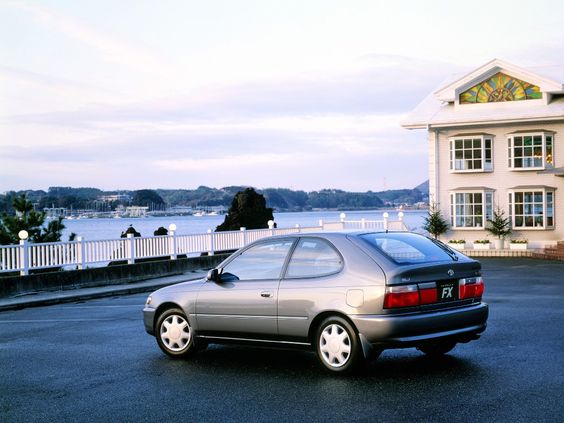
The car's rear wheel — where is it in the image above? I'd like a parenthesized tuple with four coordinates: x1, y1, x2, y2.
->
(417, 341, 457, 357)
(316, 316, 361, 373)
(156, 308, 195, 358)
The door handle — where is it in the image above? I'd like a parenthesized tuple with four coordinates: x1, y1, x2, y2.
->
(260, 291, 272, 298)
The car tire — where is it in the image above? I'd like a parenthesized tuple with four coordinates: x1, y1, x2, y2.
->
(316, 316, 361, 373)
(156, 308, 196, 358)
(417, 341, 457, 357)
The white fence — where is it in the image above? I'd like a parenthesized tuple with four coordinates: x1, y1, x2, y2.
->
(1, 216, 407, 275)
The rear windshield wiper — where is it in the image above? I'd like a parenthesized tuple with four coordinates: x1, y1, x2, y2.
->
(430, 239, 459, 261)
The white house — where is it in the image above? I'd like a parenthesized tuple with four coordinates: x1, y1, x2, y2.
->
(402, 59, 564, 248)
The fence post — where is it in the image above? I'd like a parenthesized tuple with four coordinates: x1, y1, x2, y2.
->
(319, 219, 324, 230)
(383, 212, 389, 231)
(340, 212, 346, 230)
(127, 233, 136, 264)
(268, 220, 275, 236)
(169, 230, 177, 260)
(19, 239, 29, 276)
(207, 229, 215, 256)
(77, 236, 86, 270)
(240, 227, 247, 247)
(361, 218, 366, 229)
(295, 224, 301, 233)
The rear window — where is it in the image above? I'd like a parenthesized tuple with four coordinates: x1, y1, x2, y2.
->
(359, 233, 457, 264)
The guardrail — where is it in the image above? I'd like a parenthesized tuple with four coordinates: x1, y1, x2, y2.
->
(1, 216, 407, 275)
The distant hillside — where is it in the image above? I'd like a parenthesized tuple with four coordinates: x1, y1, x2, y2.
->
(0, 184, 429, 213)
(414, 180, 429, 195)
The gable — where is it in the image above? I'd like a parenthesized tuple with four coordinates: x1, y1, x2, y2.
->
(433, 59, 563, 103)
(459, 72, 542, 104)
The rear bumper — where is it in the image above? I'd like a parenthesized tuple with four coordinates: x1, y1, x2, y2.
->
(351, 302, 488, 348)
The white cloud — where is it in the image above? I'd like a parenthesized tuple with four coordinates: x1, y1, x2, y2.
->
(8, 1, 162, 71)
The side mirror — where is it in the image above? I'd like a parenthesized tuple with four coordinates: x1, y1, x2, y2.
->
(206, 268, 220, 282)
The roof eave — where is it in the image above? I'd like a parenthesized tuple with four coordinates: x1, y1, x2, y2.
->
(414, 115, 564, 130)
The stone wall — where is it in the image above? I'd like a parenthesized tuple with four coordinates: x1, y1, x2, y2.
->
(0, 254, 229, 298)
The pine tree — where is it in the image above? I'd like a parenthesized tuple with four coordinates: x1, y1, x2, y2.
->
(423, 204, 449, 239)
(485, 208, 511, 240)
(0, 194, 66, 244)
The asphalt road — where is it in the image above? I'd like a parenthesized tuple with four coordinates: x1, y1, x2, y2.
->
(1, 258, 563, 422)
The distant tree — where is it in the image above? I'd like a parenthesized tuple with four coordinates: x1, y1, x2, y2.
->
(216, 188, 274, 231)
(120, 225, 141, 238)
(131, 190, 165, 210)
(0, 194, 66, 245)
(423, 204, 449, 239)
(154, 226, 168, 236)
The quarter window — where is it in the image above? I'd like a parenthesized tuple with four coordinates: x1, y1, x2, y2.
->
(507, 132, 554, 169)
(286, 238, 342, 278)
(508, 189, 555, 229)
(449, 136, 493, 172)
(221, 240, 294, 281)
(450, 191, 493, 228)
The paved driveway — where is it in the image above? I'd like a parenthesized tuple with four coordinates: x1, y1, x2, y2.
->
(0, 258, 563, 422)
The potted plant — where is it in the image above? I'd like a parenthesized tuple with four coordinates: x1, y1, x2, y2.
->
(485, 208, 511, 249)
(473, 239, 491, 250)
(423, 204, 449, 240)
(448, 239, 466, 250)
(510, 239, 528, 250)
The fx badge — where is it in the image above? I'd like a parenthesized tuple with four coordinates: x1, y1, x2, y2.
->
(447, 269, 455, 277)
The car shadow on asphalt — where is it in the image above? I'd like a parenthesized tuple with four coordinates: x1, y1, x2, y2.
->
(148, 344, 481, 379)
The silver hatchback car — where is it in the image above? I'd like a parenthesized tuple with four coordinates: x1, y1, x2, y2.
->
(143, 231, 488, 373)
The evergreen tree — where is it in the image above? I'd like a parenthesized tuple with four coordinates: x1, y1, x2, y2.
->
(216, 188, 274, 231)
(422, 204, 449, 239)
(0, 194, 66, 244)
(485, 208, 512, 240)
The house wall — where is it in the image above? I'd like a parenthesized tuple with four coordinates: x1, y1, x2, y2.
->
(429, 121, 564, 247)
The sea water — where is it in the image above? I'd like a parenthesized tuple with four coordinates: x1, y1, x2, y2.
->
(61, 209, 427, 241)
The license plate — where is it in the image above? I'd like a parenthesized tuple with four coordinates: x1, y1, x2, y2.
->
(437, 281, 457, 302)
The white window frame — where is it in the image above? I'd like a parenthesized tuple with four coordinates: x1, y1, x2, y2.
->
(508, 188, 555, 230)
(507, 132, 554, 170)
(449, 135, 493, 173)
(449, 190, 494, 229)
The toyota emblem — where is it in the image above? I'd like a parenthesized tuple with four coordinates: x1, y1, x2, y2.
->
(447, 269, 455, 277)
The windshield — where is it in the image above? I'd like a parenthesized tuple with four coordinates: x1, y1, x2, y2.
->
(359, 232, 458, 264)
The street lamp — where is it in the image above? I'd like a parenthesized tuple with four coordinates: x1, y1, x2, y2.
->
(168, 223, 177, 232)
(18, 230, 29, 241)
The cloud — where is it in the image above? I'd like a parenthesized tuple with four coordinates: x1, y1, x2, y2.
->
(6, 1, 162, 71)
(0, 54, 439, 191)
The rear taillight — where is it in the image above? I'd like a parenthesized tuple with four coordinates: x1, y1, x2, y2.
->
(384, 285, 419, 308)
(459, 277, 485, 300)
(384, 277, 485, 309)
(419, 282, 438, 305)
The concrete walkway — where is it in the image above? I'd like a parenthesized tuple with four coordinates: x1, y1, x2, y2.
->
(0, 271, 206, 312)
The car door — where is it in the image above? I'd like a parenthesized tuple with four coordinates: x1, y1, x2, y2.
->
(195, 238, 295, 339)
(277, 237, 344, 341)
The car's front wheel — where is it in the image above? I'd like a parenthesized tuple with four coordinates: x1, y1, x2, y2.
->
(156, 308, 196, 358)
(417, 341, 457, 357)
(316, 316, 361, 373)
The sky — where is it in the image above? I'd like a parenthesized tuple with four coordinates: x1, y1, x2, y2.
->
(1, 0, 564, 193)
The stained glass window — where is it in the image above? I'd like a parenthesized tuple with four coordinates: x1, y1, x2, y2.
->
(460, 72, 541, 104)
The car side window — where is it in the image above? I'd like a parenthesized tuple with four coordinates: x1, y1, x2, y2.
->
(286, 238, 343, 278)
(221, 240, 294, 281)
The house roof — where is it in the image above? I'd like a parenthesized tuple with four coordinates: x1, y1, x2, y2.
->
(538, 167, 564, 177)
(402, 59, 564, 129)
